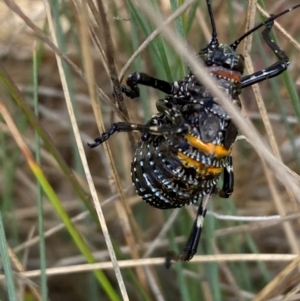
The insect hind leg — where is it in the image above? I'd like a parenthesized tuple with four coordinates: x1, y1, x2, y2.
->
(219, 156, 234, 198)
(165, 188, 214, 268)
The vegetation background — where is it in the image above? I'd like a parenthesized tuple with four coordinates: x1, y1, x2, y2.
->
(0, 0, 300, 300)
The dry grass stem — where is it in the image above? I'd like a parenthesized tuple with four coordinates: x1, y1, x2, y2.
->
(0, 253, 297, 280)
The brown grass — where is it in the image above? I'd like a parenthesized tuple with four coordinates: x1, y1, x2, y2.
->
(1, 0, 300, 300)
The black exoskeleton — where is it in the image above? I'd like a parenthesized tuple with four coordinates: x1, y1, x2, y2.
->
(89, 1, 300, 266)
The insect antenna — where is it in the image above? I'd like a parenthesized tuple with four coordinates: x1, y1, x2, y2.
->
(205, 0, 219, 48)
(230, 4, 300, 50)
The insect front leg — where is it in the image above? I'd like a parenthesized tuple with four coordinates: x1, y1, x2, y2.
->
(88, 121, 189, 148)
(121, 72, 173, 98)
(241, 17, 289, 89)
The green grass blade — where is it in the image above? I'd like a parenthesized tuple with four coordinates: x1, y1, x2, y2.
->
(0, 213, 18, 301)
(33, 44, 48, 301)
(32, 163, 120, 301)
(0, 66, 99, 224)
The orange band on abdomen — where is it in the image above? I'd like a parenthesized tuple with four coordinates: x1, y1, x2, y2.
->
(185, 133, 231, 157)
(177, 152, 222, 175)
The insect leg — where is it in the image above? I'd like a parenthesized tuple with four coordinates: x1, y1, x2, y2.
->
(219, 156, 234, 198)
(241, 17, 289, 89)
(88, 122, 189, 148)
(156, 98, 188, 125)
(122, 72, 173, 98)
(165, 188, 214, 268)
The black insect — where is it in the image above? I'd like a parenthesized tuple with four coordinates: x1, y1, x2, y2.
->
(89, 1, 300, 266)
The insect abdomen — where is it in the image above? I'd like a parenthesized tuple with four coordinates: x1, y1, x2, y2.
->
(131, 110, 232, 209)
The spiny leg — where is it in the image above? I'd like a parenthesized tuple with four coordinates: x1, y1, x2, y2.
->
(218, 156, 234, 198)
(88, 122, 189, 148)
(165, 187, 215, 268)
(241, 17, 289, 89)
(88, 97, 192, 148)
(121, 72, 173, 99)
